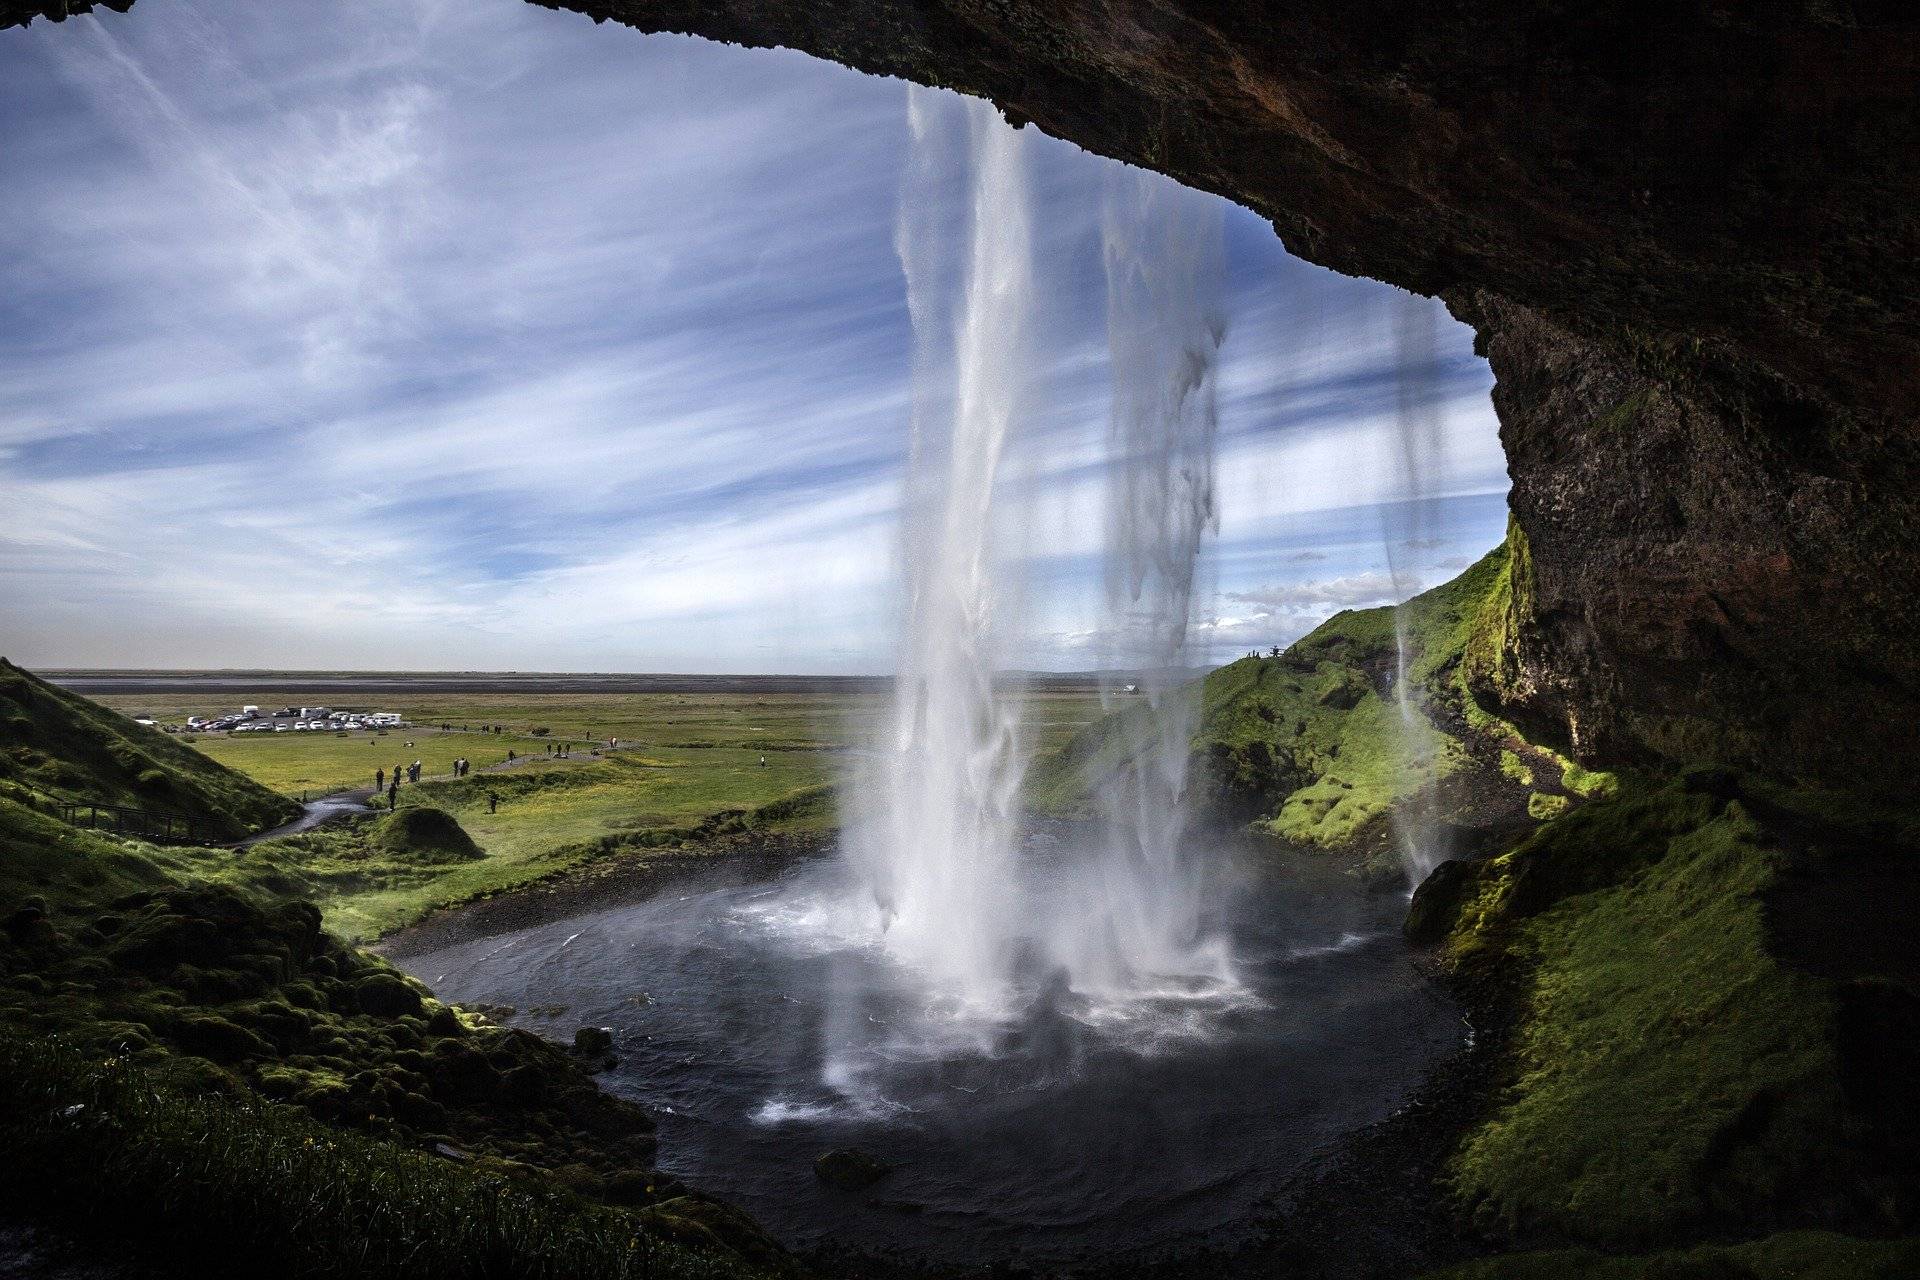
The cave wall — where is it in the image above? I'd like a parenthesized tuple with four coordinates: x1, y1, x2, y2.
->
(9, 0, 1917, 787)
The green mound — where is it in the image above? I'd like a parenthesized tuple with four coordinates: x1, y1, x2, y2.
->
(368, 806, 485, 863)
(0, 659, 297, 839)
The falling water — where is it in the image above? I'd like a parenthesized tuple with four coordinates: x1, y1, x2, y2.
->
(1044, 168, 1234, 996)
(1383, 290, 1450, 885)
(843, 88, 1034, 1016)
(847, 97, 1238, 1032)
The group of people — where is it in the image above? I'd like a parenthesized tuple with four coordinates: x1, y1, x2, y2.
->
(452, 757, 473, 777)
(374, 760, 425, 810)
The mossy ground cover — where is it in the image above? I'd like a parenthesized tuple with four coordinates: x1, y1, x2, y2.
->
(1426, 1231, 1920, 1280)
(0, 1036, 764, 1280)
(0, 787, 786, 1275)
(0, 660, 297, 837)
(1430, 775, 1917, 1249)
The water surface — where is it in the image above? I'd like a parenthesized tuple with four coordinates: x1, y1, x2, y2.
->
(401, 848, 1459, 1263)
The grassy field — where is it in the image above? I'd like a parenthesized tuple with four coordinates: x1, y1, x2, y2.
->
(95, 689, 1105, 792)
(83, 685, 1106, 940)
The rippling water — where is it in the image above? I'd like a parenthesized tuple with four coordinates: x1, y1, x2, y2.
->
(400, 844, 1461, 1263)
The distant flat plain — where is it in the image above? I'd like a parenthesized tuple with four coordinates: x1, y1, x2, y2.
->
(59, 672, 1109, 939)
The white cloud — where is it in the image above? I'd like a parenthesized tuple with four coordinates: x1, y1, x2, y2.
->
(0, 0, 1509, 673)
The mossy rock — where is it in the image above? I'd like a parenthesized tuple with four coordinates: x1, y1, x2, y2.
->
(355, 972, 424, 1019)
(1405, 859, 1487, 945)
(172, 1013, 273, 1062)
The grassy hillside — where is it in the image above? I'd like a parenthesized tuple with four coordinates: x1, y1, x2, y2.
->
(0, 749, 780, 1276)
(1034, 538, 1602, 869)
(1407, 770, 1920, 1254)
(0, 659, 298, 838)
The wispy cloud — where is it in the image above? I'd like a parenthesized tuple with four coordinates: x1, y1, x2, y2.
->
(0, 0, 1508, 672)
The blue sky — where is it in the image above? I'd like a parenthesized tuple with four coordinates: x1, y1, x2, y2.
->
(0, 0, 1509, 673)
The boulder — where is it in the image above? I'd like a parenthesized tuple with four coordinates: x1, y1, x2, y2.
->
(1404, 859, 1484, 946)
(572, 1025, 618, 1073)
(355, 972, 424, 1019)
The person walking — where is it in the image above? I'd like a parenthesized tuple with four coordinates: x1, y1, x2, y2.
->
(487, 791, 498, 815)
(387, 780, 398, 810)
(759, 754, 767, 768)
(376, 768, 384, 790)
(507, 749, 516, 763)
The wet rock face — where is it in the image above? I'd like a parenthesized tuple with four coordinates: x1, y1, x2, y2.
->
(1458, 292, 1920, 786)
(11, 0, 1917, 784)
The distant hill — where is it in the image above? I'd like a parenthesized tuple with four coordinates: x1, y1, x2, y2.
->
(0, 659, 299, 839)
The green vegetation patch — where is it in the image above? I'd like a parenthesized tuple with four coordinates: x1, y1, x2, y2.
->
(0, 660, 296, 838)
(0, 1036, 767, 1280)
(1441, 778, 1877, 1244)
(1034, 542, 1552, 867)
(368, 806, 484, 863)
(1427, 1231, 1920, 1280)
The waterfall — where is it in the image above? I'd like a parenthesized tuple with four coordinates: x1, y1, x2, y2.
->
(1383, 290, 1450, 885)
(1043, 167, 1233, 996)
(845, 95, 1237, 1033)
(843, 87, 1034, 1016)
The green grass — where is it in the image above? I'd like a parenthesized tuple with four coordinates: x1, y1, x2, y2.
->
(186, 725, 491, 797)
(1033, 541, 1533, 861)
(1439, 779, 1870, 1244)
(0, 1036, 764, 1280)
(0, 660, 297, 837)
(80, 683, 1103, 940)
(1426, 1232, 1920, 1280)
(96, 687, 1107, 771)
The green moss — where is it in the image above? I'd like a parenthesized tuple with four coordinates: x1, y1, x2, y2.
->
(367, 806, 484, 863)
(0, 1036, 763, 1280)
(1499, 750, 1534, 787)
(1425, 1231, 1920, 1279)
(1526, 791, 1570, 820)
(1445, 783, 1856, 1243)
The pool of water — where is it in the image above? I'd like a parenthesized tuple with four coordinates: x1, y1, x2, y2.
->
(399, 844, 1461, 1264)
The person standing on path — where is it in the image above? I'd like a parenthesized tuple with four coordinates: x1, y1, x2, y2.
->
(387, 780, 398, 810)
(376, 768, 384, 791)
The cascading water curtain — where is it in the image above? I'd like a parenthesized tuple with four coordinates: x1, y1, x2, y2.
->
(1049, 166, 1236, 996)
(844, 86, 1035, 1018)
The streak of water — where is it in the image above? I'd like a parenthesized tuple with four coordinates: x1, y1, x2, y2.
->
(1384, 290, 1451, 885)
(1044, 167, 1234, 997)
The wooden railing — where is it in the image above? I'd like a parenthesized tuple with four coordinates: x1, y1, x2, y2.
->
(55, 801, 211, 845)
